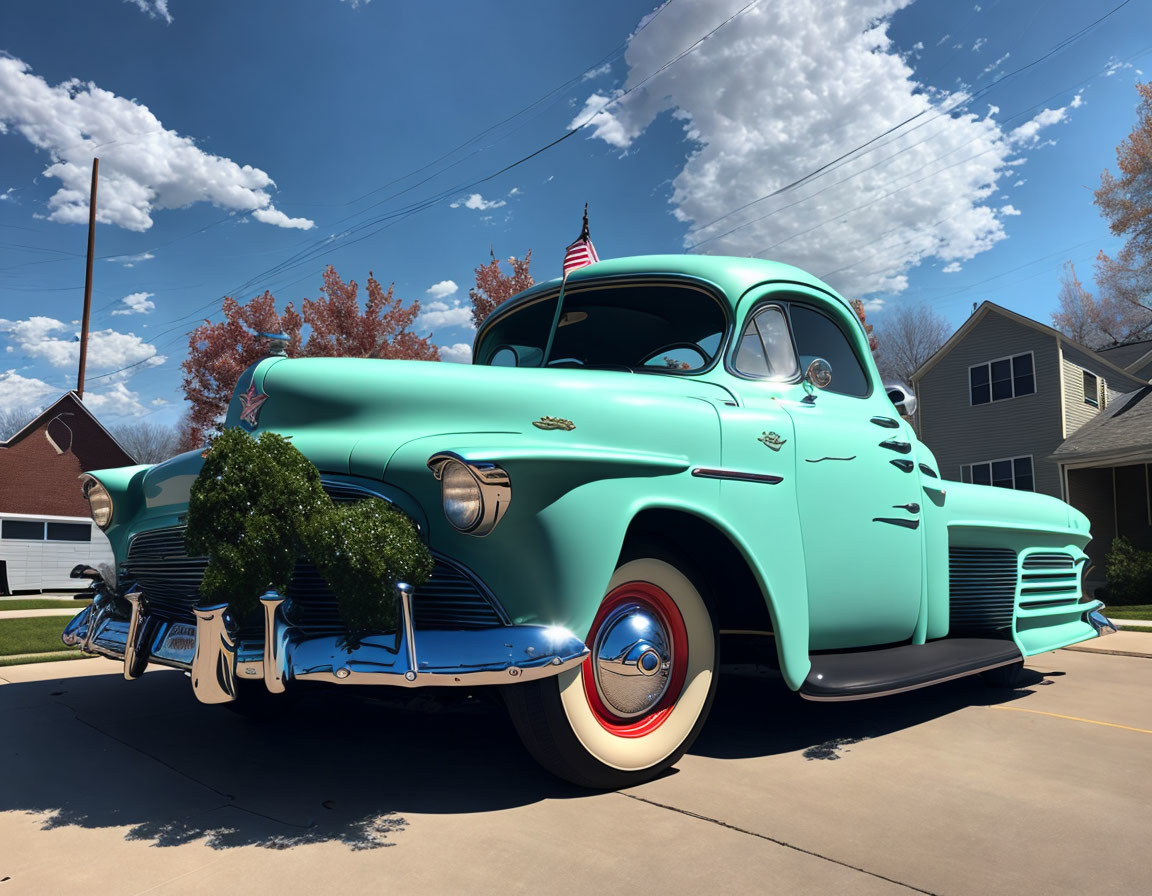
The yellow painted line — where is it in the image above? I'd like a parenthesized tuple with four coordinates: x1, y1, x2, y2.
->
(990, 704, 1152, 735)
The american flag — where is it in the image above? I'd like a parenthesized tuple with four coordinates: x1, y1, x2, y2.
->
(562, 204, 599, 281)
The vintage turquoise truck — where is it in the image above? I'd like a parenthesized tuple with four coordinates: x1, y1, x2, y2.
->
(63, 255, 1115, 788)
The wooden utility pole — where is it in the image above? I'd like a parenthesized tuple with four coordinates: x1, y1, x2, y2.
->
(77, 157, 99, 398)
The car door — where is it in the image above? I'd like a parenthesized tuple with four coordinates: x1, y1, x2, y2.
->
(776, 298, 924, 649)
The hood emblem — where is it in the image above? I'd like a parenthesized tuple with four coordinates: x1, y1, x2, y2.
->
(759, 431, 786, 451)
(533, 416, 575, 431)
(238, 384, 268, 429)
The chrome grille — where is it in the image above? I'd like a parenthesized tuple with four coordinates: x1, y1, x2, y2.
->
(949, 547, 1017, 634)
(122, 525, 503, 633)
(1019, 550, 1081, 609)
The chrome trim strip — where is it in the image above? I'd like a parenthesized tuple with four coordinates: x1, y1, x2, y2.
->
(871, 517, 921, 530)
(691, 467, 783, 484)
(799, 655, 1022, 702)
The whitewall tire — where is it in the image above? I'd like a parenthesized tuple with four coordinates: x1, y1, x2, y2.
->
(505, 551, 717, 789)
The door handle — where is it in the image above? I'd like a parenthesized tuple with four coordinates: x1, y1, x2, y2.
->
(890, 459, 914, 472)
(870, 416, 900, 429)
(892, 503, 920, 514)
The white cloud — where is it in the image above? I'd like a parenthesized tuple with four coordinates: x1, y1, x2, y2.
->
(0, 56, 314, 232)
(936, 33, 950, 46)
(1010, 106, 1067, 146)
(860, 297, 885, 312)
(1070, 92, 1084, 109)
(450, 193, 507, 211)
(571, 0, 1079, 299)
(0, 369, 56, 412)
(0, 187, 15, 202)
(1013, 179, 1026, 187)
(106, 251, 155, 268)
(251, 207, 315, 230)
(569, 91, 639, 149)
(971, 37, 986, 52)
(111, 291, 155, 316)
(1105, 57, 1132, 77)
(0, 316, 165, 372)
(439, 343, 473, 364)
(150, 396, 168, 406)
(582, 62, 613, 81)
(981, 52, 1009, 75)
(942, 262, 962, 273)
(999, 204, 1021, 216)
(425, 279, 458, 300)
(508, 186, 521, 196)
(83, 382, 148, 417)
(125, 1, 172, 24)
(416, 301, 474, 332)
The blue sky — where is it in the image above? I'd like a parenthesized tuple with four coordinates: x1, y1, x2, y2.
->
(1, 0, 1150, 424)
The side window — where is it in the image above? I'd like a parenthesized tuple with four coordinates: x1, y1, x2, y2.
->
(733, 306, 798, 378)
(788, 304, 870, 397)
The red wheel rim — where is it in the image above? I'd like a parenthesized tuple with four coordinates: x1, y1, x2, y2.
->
(582, 580, 689, 738)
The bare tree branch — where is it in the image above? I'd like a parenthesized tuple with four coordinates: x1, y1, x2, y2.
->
(874, 304, 951, 383)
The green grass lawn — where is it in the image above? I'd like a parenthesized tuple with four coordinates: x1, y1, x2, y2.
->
(0, 615, 76, 657)
(0, 598, 92, 612)
(1106, 604, 1152, 620)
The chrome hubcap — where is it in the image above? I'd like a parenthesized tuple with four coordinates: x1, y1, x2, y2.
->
(592, 602, 673, 718)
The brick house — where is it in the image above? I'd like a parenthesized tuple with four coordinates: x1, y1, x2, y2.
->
(0, 392, 134, 592)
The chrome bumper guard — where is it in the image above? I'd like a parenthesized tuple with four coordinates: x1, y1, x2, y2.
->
(1087, 608, 1118, 638)
(62, 584, 589, 704)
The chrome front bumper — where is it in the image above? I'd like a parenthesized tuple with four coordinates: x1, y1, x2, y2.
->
(62, 586, 589, 704)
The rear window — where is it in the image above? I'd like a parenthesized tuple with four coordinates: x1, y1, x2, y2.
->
(477, 282, 727, 373)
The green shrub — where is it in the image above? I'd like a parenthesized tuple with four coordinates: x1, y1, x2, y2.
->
(1104, 536, 1152, 606)
(187, 428, 431, 633)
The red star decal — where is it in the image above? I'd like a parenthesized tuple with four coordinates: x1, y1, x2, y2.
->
(238, 384, 268, 428)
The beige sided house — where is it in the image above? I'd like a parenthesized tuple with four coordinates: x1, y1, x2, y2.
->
(911, 302, 1150, 574)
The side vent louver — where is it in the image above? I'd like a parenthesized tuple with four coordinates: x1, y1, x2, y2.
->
(949, 547, 1017, 635)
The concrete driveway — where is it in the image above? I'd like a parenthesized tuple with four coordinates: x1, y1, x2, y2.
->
(0, 649, 1147, 895)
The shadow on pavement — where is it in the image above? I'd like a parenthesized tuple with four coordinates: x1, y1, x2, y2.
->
(690, 663, 1061, 761)
(0, 667, 579, 851)
(0, 661, 1061, 850)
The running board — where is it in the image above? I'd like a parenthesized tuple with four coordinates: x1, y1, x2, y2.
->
(800, 638, 1023, 701)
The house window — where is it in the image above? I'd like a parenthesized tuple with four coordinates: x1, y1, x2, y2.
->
(1, 520, 45, 540)
(961, 456, 1035, 491)
(46, 522, 92, 542)
(970, 353, 1035, 405)
(1083, 370, 1099, 408)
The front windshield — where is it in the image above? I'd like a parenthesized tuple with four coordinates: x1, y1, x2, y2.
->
(476, 282, 727, 373)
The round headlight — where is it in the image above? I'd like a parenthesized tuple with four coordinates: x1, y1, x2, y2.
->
(85, 480, 113, 529)
(441, 461, 482, 531)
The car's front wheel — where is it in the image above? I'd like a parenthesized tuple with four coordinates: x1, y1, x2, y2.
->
(505, 551, 717, 789)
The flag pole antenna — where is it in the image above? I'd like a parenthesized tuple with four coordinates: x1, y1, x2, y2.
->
(77, 157, 99, 399)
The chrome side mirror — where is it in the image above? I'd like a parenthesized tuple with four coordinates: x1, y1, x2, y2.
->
(805, 358, 833, 390)
(884, 380, 917, 417)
